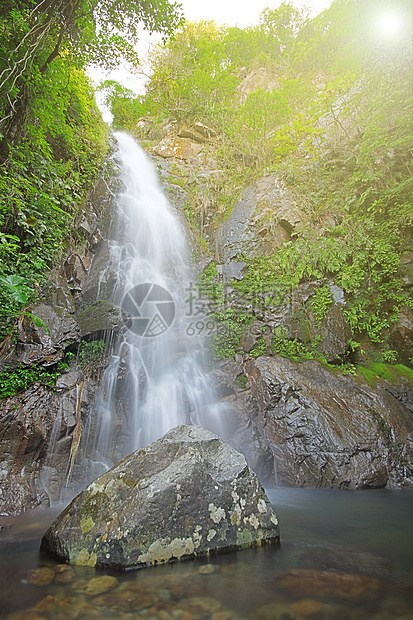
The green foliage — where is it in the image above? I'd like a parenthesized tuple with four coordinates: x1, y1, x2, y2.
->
(99, 81, 147, 132)
(0, 353, 74, 399)
(0, 60, 109, 340)
(250, 337, 267, 358)
(104, 0, 412, 363)
(210, 307, 253, 360)
(0, 0, 183, 138)
(271, 326, 314, 361)
(78, 339, 106, 370)
(197, 261, 220, 284)
(0, 0, 184, 345)
(309, 285, 333, 322)
(0, 274, 33, 304)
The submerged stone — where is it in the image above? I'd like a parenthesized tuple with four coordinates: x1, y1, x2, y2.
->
(41, 425, 279, 569)
(26, 567, 55, 586)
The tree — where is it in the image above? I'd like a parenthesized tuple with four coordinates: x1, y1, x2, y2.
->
(0, 0, 183, 161)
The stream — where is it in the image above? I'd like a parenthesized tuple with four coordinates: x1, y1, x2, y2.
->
(1, 487, 412, 619)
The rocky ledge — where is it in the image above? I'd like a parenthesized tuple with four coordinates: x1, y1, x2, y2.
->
(41, 425, 280, 569)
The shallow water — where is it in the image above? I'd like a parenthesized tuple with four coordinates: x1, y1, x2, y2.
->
(1, 488, 412, 619)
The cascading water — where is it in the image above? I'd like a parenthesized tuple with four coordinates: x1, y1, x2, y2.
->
(43, 132, 229, 502)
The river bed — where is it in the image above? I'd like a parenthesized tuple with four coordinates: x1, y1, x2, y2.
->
(0, 488, 412, 619)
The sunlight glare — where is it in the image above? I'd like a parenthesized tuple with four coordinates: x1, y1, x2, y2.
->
(375, 11, 402, 37)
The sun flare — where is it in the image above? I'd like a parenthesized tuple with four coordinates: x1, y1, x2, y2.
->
(375, 11, 402, 37)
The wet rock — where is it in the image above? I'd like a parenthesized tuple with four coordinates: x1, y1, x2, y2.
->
(212, 612, 234, 620)
(26, 567, 55, 586)
(54, 564, 75, 583)
(34, 594, 69, 613)
(389, 306, 413, 367)
(243, 356, 413, 488)
(253, 602, 297, 620)
(80, 239, 119, 307)
(84, 575, 118, 596)
(0, 370, 103, 514)
(76, 300, 124, 337)
(199, 564, 219, 574)
(5, 611, 49, 620)
(287, 281, 351, 363)
(41, 425, 280, 569)
(179, 596, 222, 616)
(64, 253, 91, 292)
(0, 385, 61, 514)
(0, 304, 79, 372)
(273, 568, 384, 602)
(400, 251, 413, 288)
(289, 599, 325, 616)
(224, 389, 276, 486)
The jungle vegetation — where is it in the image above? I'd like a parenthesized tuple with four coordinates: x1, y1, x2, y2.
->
(0, 0, 183, 341)
(102, 0, 413, 363)
(0, 0, 412, 368)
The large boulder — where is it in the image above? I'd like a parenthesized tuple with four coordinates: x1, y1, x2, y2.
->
(243, 356, 413, 489)
(41, 425, 280, 569)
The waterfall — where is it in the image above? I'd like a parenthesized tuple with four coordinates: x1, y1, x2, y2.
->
(43, 132, 228, 502)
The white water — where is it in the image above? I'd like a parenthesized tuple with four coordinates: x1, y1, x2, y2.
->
(44, 133, 229, 501)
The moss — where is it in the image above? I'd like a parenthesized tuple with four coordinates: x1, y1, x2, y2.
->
(356, 362, 413, 387)
(392, 364, 413, 381)
(82, 491, 107, 521)
(235, 374, 247, 388)
(357, 365, 377, 386)
(368, 363, 396, 383)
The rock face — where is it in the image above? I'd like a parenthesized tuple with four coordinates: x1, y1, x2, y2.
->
(0, 369, 105, 514)
(216, 174, 306, 275)
(243, 356, 413, 488)
(0, 159, 120, 513)
(41, 425, 280, 569)
(0, 304, 80, 372)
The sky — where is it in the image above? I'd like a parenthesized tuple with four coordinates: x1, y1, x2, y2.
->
(89, 0, 333, 113)
(178, 0, 333, 27)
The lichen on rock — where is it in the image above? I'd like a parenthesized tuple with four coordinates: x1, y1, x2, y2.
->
(41, 425, 280, 569)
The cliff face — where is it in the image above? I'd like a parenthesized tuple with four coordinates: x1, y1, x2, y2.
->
(0, 158, 121, 514)
(0, 128, 412, 516)
(145, 122, 413, 490)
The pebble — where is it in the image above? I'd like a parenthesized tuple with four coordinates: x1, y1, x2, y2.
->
(26, 567, 55, 586)
(273, 568, 384, 602)
(253, 603, 298, 620)
(179, 596, 222, 615)
(212, 612, 234, 620)
(289, 599, 324, 616)
(122, 592, 158, 611)
(84, 575, 118, 596)
(5, 613, 48, 620)
(34, 595, 68, 613)
(159, 588, 172, 601)
(54, 564, 75, 583)
(199, 564, 218, 574)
